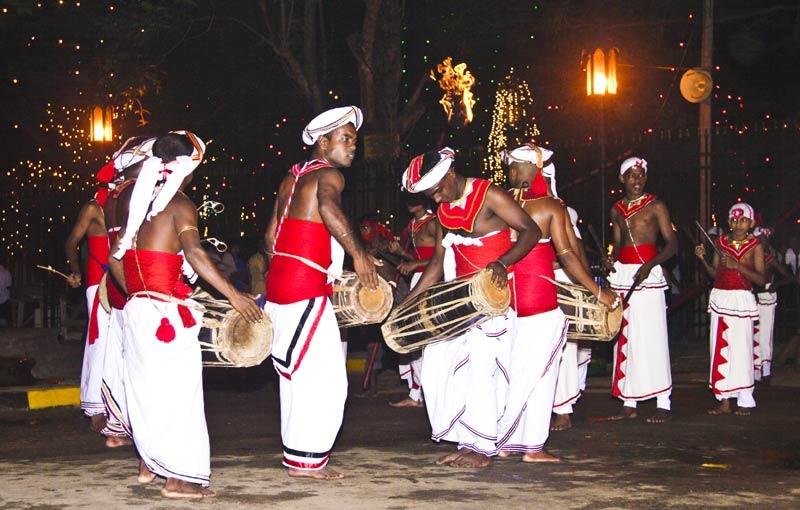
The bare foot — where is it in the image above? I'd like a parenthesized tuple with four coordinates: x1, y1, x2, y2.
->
(734, 407, 752, 416)
(138, 460, 156, 484)
(522, 450, 561, 463)
(161, 478, 215, 498)
(90, 414, 108, 433)
(105, 436, 132, 448)
(436, 451, 464, 465)
(707, 399, 732, 415)
(496, 450, 514, 459)
(607, 406, 638, 421)
(287, 466, 344, 480)
(389, 397, 424, 408)
(449, 451, 492, 468)
(646, 408, 672, 424)
(550, 413, 572, 431)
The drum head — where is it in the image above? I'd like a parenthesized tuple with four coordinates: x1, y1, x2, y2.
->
(217, 311, 273, 367)
(471, 269, 510, 315)
(605, 304, 623, 339)
(98, 273, 111, 314)
(353, 276, 394, 322)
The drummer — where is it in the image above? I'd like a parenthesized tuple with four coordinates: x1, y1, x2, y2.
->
(401, 147, 541, 468)
(391, 195, 438, 408)
(499, 144, 617, 462)
(263, 106, 379, 480)
(109, 132, 262, 498)
(605, 157, 678, 424)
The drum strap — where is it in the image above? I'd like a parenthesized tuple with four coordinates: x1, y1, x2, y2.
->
(267, 250, 345, 282)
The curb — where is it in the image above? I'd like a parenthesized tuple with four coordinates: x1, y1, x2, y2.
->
(0, 385, 80, 410)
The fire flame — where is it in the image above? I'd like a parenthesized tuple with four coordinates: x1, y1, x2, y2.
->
(430, 57, 476, 125)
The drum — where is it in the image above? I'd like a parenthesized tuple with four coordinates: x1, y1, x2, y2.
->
(194, 291, 273, 367)
(98, 273, 111, 314)
(332, 272, 394, 328)
(554, 280, 622, 341)
(382, 269, 510, 354)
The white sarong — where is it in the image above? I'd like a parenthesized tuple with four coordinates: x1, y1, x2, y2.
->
(552, 268, 581, 414)
(80, 284, 111, 417)
(421, 314, 513, 456)
(265, 296, 347, 471)
(398, 271, 424, 402)
(577, 345, 592, 391)
(755, 290, 777, 379)
(709, 289, 757, 407)
(100, 308, 130, 437)
(123, 297, 210, 485)
(497, 308, 567, 453)
(608, 262, 672, 408)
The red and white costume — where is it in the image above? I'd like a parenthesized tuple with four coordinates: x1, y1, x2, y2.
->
(420, 178, 515, 456)
(398, 212, 436, 403)
(708, 235, 759, 407)
(608, 194, 672, 410)
(754, 250, 777, 380)
(497, 235, 567, 454)
(122, 249, 210, 486)
(264, 159, 347, 472)
(80, 234, 111, 417)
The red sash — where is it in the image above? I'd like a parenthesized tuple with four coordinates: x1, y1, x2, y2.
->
(452, 229, 512, 278)
(614, 193, 657, 220)
(123, 250, 196, 330)
(412, 246, 435, 273)
(86, 236, 109, 286)
(514, 242, 557, 317)
(618, 244, 657, 264)
(438, 178, 491, 233)
(266, 218, 332, 304)
(714, 235, 758, 290)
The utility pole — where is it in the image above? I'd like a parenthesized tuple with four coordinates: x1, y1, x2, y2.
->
(699, 0, 714, 228)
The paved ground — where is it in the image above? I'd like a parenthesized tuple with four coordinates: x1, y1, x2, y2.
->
(1, 367, 799, 510)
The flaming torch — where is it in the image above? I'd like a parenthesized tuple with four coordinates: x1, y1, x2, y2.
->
(430, 57, 476, 125)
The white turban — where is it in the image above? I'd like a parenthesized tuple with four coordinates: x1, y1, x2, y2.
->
(302, 106, 363, 145)
(729, 202, 754, 221)
(401, 147, 455, 193)
(113, 130, 206, 260)
(620, 157, 648, 176)
(112, 137, 155, 171)
(501, 144, 557, 196)
(566, 206, 582, 240)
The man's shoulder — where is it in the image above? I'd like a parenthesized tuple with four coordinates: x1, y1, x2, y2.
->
(168, 191, 196, 212)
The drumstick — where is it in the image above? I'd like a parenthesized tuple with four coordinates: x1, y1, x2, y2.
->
(695, 220, 723, 258)
(36, 265, 71, 280)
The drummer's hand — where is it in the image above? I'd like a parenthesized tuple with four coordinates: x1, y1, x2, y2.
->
(230, 291, 263, 323)
(694, 244, 706, 259)
(632, 261, 654, 284)
(355, 253, 380, 290)
(397, 260, 417, 276)
(486, 261, 509, 289)
(596, 287, 618, 309)
(66, 272, 82, 288)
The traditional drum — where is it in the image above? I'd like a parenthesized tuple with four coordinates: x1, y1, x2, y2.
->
(553, 279, 622, 341)
(194, 291, 273, 367)
(382, 269, 509, 354)
(332, 271, 394, 328)
(98, 273, 111, 314)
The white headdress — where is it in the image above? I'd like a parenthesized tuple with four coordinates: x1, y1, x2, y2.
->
(728, 202, 755, 221)
(566, 206, 582, 240)
(112, 137, 155, 171)
(501, 144, 557, 196)
(620, 156, 648, 176)
(401, 147, 455, 193)
(112, 130, 206, 260)
(302, 106, 363, 145)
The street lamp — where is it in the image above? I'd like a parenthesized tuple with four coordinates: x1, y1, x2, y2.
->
(89, 105, 113, 142)
(584, 48, 618, 246)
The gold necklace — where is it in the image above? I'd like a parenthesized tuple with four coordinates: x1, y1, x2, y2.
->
(624, 194, 647, 206)
(730, 237, 747, 250)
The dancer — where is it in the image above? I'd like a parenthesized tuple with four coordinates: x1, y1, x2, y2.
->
(109, 131, 261, 498)
(499, 144, 616, 461)
(402, 147, 541, 468)
(695, 203, 765, 415)
(264, 106, 378, 480)
(606, 157, 677, 423)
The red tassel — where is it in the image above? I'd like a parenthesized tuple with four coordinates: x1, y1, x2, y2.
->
(155, 318, 176, 343)
(97, 161, 116, 184)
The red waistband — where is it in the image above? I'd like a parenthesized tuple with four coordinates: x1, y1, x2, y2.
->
(514, 242, 557, 317)
(453, 229, 512, 277)
(122, 250, 191, 298)
(714, 266, 753, 290)
(87, 235, 109, 286)
(266, 217, 332, 304)
(618, 244, 657, 264)
(413, 246, 435, 273)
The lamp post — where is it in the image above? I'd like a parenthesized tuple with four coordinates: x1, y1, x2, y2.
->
(89, 105, 113, 142)
(585, 48, 618, 247)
